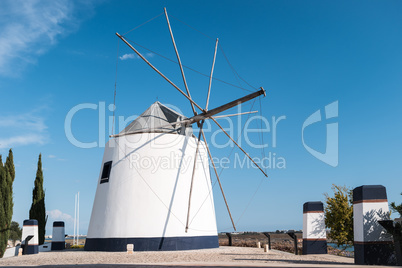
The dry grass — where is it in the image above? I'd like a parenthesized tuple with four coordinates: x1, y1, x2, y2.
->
(218, 232, 303, 254)
(65, 238, 86, 249)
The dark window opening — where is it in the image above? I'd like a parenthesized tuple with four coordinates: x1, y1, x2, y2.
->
(100, 161, 112, 184)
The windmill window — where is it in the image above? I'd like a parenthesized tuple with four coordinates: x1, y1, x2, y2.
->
(100, 161, 112, 184)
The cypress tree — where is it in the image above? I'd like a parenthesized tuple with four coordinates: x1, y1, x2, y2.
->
(0, 188, 5, 257)
(0, 150, 16, 257)
(4, 150, 15, 242)
(29, 154, 47, 245)
(0, 155, 7, 257)
(5, 149, 15, 182)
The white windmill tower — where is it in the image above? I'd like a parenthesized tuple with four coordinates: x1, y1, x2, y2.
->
(85, 8, 268, 251)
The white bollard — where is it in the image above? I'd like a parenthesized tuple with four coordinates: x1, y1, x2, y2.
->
(353, 185, 394, 265)
(21, 219, 39, 255)
(257, 242, 261, 248)
(127, 244, 134, 254)
(51, 221, 65, 250)
(302, 201, 327, 255)
(18, 248, 23, 256)
(264, 244, 269, 252)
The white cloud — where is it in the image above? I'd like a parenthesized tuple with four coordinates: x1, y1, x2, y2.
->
(119, 53, 137, 60)
(0, 112, 48, 149)
(146, 52, 154, 58)
(0, 134, 46, 149)
(47, 209, 73, 223)
(48, 154, 67, 161)
(0, 0, 96, 76)
(0, 114, 47, 131)
(119, 52, 154, 61)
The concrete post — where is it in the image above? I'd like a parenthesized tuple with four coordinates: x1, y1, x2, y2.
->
(226, 233, 233, 246)
(263, 232, 271, 249)
(353, 185, 395, 265)
(127, 244, 134, 254)
(302, 201, 327, 254)
(51, 221, 65, 250)
(21, 219, 39, 254)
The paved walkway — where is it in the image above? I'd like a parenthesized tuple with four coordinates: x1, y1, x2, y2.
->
(0, 246, 393, 268)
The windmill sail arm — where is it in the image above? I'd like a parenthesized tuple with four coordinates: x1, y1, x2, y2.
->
(205, 38, 219, 111)
(185, 120, 205, 232)
(110, 86, 265, 138)
(201, 129, 236, 231)
(116, 32, 205, 113)
(164, 8, 197, 117)
(189, 87, 266, 124)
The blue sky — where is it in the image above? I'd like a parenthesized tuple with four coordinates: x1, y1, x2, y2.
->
(1, 0, 401, 236)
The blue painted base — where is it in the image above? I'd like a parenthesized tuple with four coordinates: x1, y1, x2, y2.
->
(51, 241, 65, 250)
(354, 243, 396, 265)
(22, 244, 38, 255)
(302, 239, 327, 255)
(84, 235, 219, 251)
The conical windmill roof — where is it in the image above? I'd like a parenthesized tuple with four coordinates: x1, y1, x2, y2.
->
(120, 101, 192, 135)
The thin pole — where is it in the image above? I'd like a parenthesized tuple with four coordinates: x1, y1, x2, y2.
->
(77, 192, 80, 244)
(164, 7, 197, 117)
(211, 117, 268, 177)
(201, 129, 236, 231)
(116, 33, 205, 113)
(206, 38, 219, 111)
(73, 194, 76, 245)
(185, 121, 204, 232)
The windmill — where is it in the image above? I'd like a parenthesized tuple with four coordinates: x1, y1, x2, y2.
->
(85, 8, 267, 252)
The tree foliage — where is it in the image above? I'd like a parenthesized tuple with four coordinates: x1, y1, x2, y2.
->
(0, 150, 15, 257)
(390, 193, 402, 218)
(324, 184, 353, 248)
(9, 221, 22, 245)
(29, 154, 47, 245)
(0, 158, 6, 257)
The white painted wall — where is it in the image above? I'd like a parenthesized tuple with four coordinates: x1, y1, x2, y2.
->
(303, 212, 326, 239)
(2, 246, 20, 258)
(87, 132, 217, 239)
(354, 202, 391, 242)
(52, 226, 65, 242)
(21, 225, 38, 245)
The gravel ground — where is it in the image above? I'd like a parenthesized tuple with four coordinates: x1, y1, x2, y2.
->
(0, 246, 362, 267)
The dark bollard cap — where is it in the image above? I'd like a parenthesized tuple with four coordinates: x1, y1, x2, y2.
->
(303, 201, 324, 213)
(23, 219, 38, 226)
(53, 221, 65, 227)
(353, 185, 387, 203)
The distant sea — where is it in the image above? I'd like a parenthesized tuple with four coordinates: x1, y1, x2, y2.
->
(65, 236, 86, 240)
(328, 243, 354, 252)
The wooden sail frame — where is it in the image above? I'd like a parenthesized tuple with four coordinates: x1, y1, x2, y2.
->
(114, 8, 268, 232)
